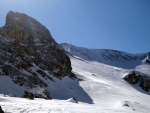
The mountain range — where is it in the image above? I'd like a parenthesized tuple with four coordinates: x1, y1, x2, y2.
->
(0, 11, 150, 113)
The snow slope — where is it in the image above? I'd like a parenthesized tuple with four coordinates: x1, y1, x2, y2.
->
(0, 43, 150, 113)
(0, 63, 92, 103)
(60, 43, 146, 69)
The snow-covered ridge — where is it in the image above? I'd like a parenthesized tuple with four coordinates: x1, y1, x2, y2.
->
(60, 43, 147, 69)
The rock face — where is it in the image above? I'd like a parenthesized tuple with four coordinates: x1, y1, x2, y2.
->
(0, 11, 76, 99)
(1, 11, 55, 44)
(0, 106, 4, 113)
(124, 71, 150, 92)
(23, 90, 51, 99)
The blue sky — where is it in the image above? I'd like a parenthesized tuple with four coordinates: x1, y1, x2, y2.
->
(0, 0, 150, 53)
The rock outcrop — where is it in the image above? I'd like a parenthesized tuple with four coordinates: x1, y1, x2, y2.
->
(0, 11, 76, 99)
(0, 106, 4, 113)
(124, 71, 150, 92)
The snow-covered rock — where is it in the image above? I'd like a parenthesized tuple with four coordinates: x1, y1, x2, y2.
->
(124, 70, 150, 92)
(144, 52, 150, 64)
(66, 98, 78, 103)
(0, 11, 78, 99)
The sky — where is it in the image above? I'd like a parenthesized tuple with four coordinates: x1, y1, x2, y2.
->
(0, 0, 150, 53)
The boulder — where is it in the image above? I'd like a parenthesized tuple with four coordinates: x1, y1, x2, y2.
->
(124, 71, 150, 92)
(67, 97, 78, 103)
(23, 91, 34, 99)
(23, 90, 51, 100)
(124, 71, 140, 84)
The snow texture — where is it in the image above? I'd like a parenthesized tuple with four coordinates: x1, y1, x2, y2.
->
(0, 43, 150, 113)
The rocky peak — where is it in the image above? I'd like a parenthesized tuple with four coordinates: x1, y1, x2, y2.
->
(1, 11, 56, 44)
(6, 11, 42, 28)
(0, 11, 76, 99)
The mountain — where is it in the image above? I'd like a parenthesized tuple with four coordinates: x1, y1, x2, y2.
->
(60, 43, 150, 92)
(1, 43, 150, 113)
(60, 43, 147, 69)
(0, 11, 91, 100)
(0, 11, 150, 113)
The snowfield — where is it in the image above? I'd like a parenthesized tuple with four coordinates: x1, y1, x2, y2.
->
(0, 44, 150, 113)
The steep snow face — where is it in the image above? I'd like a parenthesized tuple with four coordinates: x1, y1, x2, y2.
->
(61, 43, 150, 93)
(60, 43, 147, 69)
(68, 51, 150, 112)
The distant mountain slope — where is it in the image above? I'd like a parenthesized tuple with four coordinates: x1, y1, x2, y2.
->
(60, 43, 148, 69)
(60, 43, 150, 95)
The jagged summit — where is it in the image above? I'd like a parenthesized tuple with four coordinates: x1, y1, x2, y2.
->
(5, 11, 41, 27)
(0, 11, 77, 99)
(1, 11, 56, 44)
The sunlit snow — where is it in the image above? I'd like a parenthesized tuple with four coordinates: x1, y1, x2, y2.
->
(0, 44, 150, 113)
